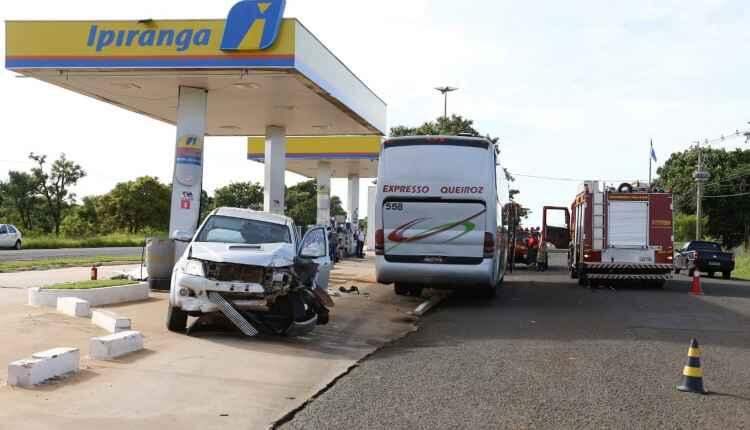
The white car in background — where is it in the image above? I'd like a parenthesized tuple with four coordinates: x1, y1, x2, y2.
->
(0, 224, 23, 250)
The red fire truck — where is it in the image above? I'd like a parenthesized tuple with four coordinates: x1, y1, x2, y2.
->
(569, 181, 674, 287)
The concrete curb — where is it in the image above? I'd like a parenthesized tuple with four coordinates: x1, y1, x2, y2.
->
(28, 283, 149, 308)
(56, 297, 91, 318)
(92, 310, 131, 333)
(8, 347, 80, 387)
(90, 331, 144, 360)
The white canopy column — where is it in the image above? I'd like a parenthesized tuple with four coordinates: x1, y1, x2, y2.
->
(316, 161, 332, 226)
(169, 86, 208, 257)
(347, 174, 360, 226)
(263, 125, 287, 215)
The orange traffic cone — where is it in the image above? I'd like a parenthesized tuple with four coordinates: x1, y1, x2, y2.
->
(690, 270, 703, 295)
(677, 338, 708, 394)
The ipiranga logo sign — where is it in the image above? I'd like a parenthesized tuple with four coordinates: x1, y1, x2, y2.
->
(85, 0, 286, 53)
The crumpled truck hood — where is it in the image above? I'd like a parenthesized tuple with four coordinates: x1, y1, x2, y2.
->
(190, 242, 296, 267)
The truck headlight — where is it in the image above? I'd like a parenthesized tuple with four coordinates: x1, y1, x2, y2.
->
(182, 259, 205, 277)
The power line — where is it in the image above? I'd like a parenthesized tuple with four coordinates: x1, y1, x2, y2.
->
(512, 173, 636, 183)
(703, 191, 750, 199)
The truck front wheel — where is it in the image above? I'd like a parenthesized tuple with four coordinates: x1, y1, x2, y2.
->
(167, 306, 188, 333)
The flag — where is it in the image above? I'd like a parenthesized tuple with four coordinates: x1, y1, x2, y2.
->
(650, 140, 657, 163)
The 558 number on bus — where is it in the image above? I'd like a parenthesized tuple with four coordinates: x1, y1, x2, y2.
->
(384, 202, 404, 211)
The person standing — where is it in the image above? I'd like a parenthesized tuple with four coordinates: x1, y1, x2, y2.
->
(356, 228, 366, 258)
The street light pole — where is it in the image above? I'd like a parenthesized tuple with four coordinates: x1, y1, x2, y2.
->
(435, 86, 458, 118)
(693, 141, 710, 240)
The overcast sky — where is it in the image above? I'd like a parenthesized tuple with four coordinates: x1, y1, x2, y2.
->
(2, 1, 749, 226)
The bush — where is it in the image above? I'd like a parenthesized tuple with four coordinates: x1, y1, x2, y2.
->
(22, 232, 154, 249)
(60, 212, 99, 237)
(674, 214, 708, 243)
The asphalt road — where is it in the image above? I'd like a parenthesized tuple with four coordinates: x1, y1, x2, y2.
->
(282, 270, 750, 429)
(0, 246, 142, 262)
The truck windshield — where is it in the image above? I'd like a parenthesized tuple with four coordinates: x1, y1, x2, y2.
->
(691, 242, 721, 251)
(196, 215, 291, 244)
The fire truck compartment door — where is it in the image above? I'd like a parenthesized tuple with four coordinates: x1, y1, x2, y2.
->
(607, 200, 648, 248)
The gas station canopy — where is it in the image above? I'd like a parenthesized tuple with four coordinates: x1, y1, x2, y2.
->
(5, 0, 385, 233)
(248, 135, 380, 178)
(5, 18, 386, 136)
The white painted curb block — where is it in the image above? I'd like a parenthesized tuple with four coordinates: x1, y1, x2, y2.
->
(8, 347, 80, 387)
(28, 283, 149, 308)
(90, 331, 144, 360)
(92, 310, 131, 333)
(56, 297, 91, 318)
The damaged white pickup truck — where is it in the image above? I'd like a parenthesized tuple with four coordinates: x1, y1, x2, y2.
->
(167, 207, 334, 337)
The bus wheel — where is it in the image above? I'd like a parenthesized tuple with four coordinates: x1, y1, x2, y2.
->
(479, 284, 496, 299)
(394, 283, 410, 296)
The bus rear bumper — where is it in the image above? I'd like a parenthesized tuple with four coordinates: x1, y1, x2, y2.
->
(376, 256, 495, 287)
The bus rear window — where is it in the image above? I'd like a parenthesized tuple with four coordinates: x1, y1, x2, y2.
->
(382, 144, 490, 184)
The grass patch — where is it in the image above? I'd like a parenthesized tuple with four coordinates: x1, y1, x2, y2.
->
(22, 233, 159, 250)
(0, 255, 142, 273)
(733, 254, 750, 281)
(45, 279, 137, 290)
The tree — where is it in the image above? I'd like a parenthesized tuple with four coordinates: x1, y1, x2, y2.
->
(29, 153, 86, 235)
(286, 180, 318, 227)
(214, 182, 263, 210)
(657, 147, 750, 249)
(285, 180, 347, 227)
(330, 196, 347, 218)
(97, 176, 171, 233)
(0, 171, 39, 230)
(390, 114, 499, 144)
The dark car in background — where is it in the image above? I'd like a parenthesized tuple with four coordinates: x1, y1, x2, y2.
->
(674, 241, 734, 279)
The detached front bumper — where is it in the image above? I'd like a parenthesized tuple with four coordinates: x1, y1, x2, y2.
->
(582, 263, 673, 280)
(172, 272, 266, 313)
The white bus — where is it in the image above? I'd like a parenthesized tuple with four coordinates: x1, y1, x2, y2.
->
(374, 136, 511, 298)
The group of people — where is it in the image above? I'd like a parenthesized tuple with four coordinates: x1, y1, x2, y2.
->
(326, 221, 367, 263)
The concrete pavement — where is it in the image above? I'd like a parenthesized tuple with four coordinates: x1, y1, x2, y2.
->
(282, 269, 750, 429)
(0, 258, 421, 430)
(0, 247, 142, 262)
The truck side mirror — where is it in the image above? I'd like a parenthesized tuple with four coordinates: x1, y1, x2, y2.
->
(171, 230, 194, 243)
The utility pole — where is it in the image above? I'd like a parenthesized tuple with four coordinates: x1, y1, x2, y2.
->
(693, 141, 710, 240)
(435, 86, 458, 118)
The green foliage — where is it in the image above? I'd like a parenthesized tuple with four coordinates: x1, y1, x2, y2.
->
(0, 171, 40, 230)
(22, 232, 148, 249)
(286, 180, 318, 227)
(60, 210, 99, 237)
(96, 176, 171, 233)
(0, 255, 142, 273)
(390, 114, 499, 144)
(657, 147, 750, 248)
(214, 182, 263, 210)
(734, 254, 750, 280)
(673, 213, 709, 243)
(46, 279, 136, 290)
(285, 180, 347, 227)
(29, 153, 86, 235)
